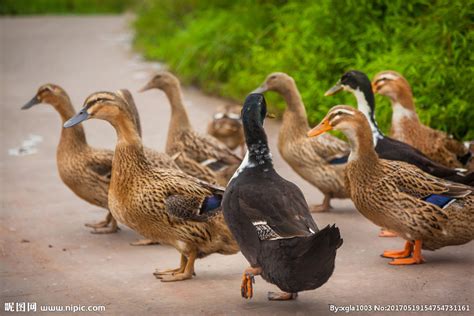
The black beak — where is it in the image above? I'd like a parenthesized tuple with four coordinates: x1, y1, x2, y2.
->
(63, 109, 89, 128)
(22, 95, 41, 110)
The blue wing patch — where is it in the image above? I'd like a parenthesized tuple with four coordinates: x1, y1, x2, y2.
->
(329, 155, 349, 165)
(422, 194, 455, 208)
(201, 195, 222, 213)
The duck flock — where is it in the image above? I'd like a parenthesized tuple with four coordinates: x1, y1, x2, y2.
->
(22, 69, 474, 301)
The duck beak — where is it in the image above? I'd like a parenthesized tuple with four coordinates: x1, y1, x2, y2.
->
(307, 118, 333, 138)
(324, 82, 343, 96)
(138, 81, 153, 93)
(63, 109, 89, 128)
(22, 95, 41, 110)
(266, 113, 276, 119)
(371, 81, 382, 94)
(252, 84, 268, 94)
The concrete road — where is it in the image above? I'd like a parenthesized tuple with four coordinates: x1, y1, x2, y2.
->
(1, 16, 472, 315)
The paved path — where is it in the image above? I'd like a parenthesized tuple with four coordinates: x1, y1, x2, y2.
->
(1, 16, 472, 315)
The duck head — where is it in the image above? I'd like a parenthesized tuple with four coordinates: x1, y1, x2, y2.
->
(253, 72, 295, 94)
(138, 71, 180, 93)
(63, 91, 129, 128)
(22, 84, 70, 110)
(372, 71, 412, 103)
(308, 105, 373, 161)
(326, 70, 383, 143)
(307, 105, 366, 138)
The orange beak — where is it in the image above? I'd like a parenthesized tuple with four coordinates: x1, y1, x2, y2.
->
(307, 118, 333, 138)
(371, 82, 379, 94)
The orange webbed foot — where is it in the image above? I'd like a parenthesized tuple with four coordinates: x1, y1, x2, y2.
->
(240, 266, 261, 299)
(382, 241, 413, 259)
(241, 272, 255, 299)
(389, 256, 425, 265)
(267, 292, 298, 301)
(387, 240, 424, 265)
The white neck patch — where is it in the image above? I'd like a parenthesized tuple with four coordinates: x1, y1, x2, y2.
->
(392, 102, 416, 123)
(352, 88, 382, 145)
(228, 151, 255, 183)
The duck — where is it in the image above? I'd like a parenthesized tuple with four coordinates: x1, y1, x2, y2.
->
(139, 71, 242, 186)
(64, 91, 239, 281)
(372, 70, 471, 169)
(308, 105, 474, 265)
(22, 84, 179, 236)
(325, 70, 474, 186)
(207, 103, 245, 156)
(254, 72, 350, 212)
(222, 93, 342, 300)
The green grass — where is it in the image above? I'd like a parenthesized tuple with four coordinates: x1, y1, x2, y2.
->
(0, 0, 134, 14)
(133, 0, 474, 140)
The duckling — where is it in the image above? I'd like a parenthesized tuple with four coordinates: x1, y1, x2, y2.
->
(372, 70, 471, 169)
(139, 71, 242, 186)
(207, 103, 245, 156)
(22, 84, 179, 235)
(308, 105, 473, 265)
(223, 93, 342, 300)
(254, 72, 350, 212)
(326, 70, 474, 186)
(64, 91, 239, 281)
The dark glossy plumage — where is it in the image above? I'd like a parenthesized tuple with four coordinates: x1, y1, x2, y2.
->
(223, 93, 342, 295)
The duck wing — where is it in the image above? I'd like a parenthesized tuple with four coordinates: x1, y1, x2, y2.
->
(86, 149, 113, 184)
(381, 160, 473, 200)
(181, 130, 242, 167)
(237, 175, 318, 240)
(163, 172, 225, 222)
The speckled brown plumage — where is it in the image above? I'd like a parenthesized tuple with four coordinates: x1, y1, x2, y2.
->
(140, 71, 242, 186)
(310, 106, 474, 258)
(24, 85, 179, 234)
(207, 104, 245, 155)
(373, 71, 469, 169)
(67, 91, 239, 281)
(255, 73, 350, 212)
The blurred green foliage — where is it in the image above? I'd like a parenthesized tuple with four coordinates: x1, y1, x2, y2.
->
(134, 0, 473, 140)
(0, 0, 133, 14)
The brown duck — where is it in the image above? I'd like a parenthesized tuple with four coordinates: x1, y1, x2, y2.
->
(254, 73, 350, 212)
(308, 105, 474, 265)
(22, 85, 179, 235)
(372, 71, 471, 169)
(140, 71, 242, 186)
(64, 91, 239, 281)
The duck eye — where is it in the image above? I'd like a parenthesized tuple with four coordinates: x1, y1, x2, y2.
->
(269, 75, 276, 80)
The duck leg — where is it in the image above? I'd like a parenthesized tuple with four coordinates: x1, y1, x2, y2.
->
(310, 194, 332, 213)
(87, 213, 120, 234)
(159, 250, 197, 282)
(389, 240, 425, 265)
(241, 266, 262, 299)
(378, 228, 398, 237)
(267, 292, 298, 301)
(382, 241, 413, 258)
(153, 254, 187, 277)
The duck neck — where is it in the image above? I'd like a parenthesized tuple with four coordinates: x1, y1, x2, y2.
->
(390, 88, 420, 126)
(244, 120, 273, 169)
(279, 84, 310, 139)
(162, 84, 192, 148)
(111, 112, 149, 174)
(352, 87, 384, 145)
(55, 98, 87, 151)
(344, 123, 380, 169)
